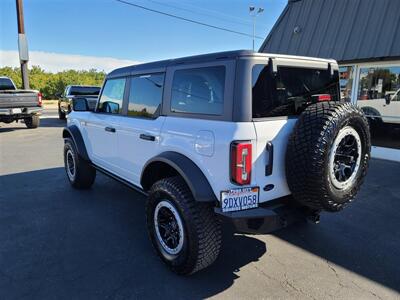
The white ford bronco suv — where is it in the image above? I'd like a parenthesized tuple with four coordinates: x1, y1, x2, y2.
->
(62, 50, 371, 275)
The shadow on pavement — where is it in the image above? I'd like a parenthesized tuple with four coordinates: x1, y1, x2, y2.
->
(39, 117, 66, 128)
(273, 159, 400, 292)
(0, 117, 65, 132)
(0, 168, 266, 299)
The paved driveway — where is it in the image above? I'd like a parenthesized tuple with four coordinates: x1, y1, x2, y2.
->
(0, 110, 399, 299)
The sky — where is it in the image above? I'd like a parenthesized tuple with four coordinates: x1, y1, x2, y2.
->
(0, 0, 286, 72)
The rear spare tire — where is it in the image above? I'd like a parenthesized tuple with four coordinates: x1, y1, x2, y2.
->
(286, 102, 371, 212)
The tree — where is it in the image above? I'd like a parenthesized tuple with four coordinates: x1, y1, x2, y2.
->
(0, 66, 106, 99)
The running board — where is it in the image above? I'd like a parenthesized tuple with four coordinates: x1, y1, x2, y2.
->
(92, 164, 148, 196)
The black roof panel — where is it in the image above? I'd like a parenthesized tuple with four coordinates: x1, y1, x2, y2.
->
(107, 50, 256, 78)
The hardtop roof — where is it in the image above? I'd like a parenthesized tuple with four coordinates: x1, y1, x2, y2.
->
(107, 49, 337, 78)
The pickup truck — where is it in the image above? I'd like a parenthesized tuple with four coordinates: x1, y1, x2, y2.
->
(0, 76, 42, 128)
(57, 85, 101, 120)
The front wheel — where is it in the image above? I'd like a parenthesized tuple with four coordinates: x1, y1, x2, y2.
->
(58, 105, 66, 120)
(146, 177, 221, 275)
(64, 138, 96, 189)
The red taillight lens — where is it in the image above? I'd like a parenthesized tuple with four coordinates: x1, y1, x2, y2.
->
(317, 94, 331, 102)
(230, 141, 252, 185)
(37, 92, 43, 107)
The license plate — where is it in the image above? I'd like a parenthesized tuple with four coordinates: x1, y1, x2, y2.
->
(221, 187, 259, 213)
(11, 108, 22, 114)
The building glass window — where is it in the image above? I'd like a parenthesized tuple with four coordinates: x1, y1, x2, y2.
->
(356, 65, 400, 150)
(339, 66, 354, 102)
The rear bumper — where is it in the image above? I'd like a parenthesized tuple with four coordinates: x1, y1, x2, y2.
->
(214, 197, 319, 234)
(0, 107, 42, 116)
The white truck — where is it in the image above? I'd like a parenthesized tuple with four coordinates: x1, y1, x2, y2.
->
(62, 50, 371, 275)
(358, 88, 400, 125)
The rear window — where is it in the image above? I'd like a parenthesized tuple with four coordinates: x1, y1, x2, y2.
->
(252, 65, 340, 118)
(0, 78, 15, 90)
(171, 66, 225, 115)
(69, 86, 100, 96)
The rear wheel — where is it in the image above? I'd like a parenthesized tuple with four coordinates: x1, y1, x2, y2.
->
(58, 105, 66, 120)
(64, 138, 96, 189)
(146, 176, 221, 275)
(286, 102, 371, 212)
(24, 115, 40, 128)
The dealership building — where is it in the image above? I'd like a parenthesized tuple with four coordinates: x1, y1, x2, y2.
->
(260, 0, 400, 162)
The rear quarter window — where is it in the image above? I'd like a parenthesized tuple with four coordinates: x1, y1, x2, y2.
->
(252, 65, 340, 118)
(171, 66, 225, 115)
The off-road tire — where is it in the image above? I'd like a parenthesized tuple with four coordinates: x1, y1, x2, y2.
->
(64, 138, 96, 189)
(58, 105, 66, 120)
(24, 115, 40, 128)
(286, 102, 371, 212)
(146, 176, 221, 275)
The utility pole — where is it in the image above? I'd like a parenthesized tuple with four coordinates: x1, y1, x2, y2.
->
(249, 6, 264, 51)
(16, 0, 29, 89)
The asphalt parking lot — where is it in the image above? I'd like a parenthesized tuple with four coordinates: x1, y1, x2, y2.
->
(0, 108, 399, 300)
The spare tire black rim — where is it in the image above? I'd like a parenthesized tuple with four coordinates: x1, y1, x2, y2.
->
(154, 200, 184, 255)
(329, 126, 362, 190)
(66, 149, 76, 181)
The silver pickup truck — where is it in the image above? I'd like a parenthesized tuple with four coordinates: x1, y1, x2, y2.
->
(0, 76, 42, 128)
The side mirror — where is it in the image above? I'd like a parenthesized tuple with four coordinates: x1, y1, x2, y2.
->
(55, 92, 62, 98)
(72, 97, 89, 111)
(101, 101, 120, 114)
(385, 94, 391, 105)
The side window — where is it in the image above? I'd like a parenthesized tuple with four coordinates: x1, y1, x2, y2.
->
(171, 66, 225, 115)
(97, 78, 126, 114)
(128, 73, 164, 118)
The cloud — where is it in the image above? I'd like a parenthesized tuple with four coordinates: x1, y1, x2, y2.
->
(0, 50, 141, 73)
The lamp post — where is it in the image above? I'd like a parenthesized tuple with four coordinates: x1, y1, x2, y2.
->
(249, 6, 264, 51)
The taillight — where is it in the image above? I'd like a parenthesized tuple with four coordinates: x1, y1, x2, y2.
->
(37, 92, 43, 107)
(315, 94, 331, 102)
(230, 141, 252, 185)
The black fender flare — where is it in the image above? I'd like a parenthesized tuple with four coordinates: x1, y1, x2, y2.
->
(141, 152, 217, 203)
(62, 125, 90, 161)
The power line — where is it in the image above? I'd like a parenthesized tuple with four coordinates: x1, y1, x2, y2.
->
(146, 0, 253, 27)
(166, 0, 269, 27)
(115, 0, 264, 40)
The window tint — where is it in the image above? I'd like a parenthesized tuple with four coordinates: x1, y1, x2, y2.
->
(0, 78, 15, 90)
(171, 66, 225, 115)
(128, 73, 164, 118)
(97, 78, 126, 114)
(252, 65, 339, 118)
(69, 86, 100, 96)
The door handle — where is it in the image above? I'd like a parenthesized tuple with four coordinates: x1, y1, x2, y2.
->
(105, 126, 116, 133)
(140, 134, 156, 141)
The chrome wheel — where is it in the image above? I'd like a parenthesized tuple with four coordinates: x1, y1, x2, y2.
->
(329, 126, 362, 190)
(154, 200, 184, 255)
(66, 149, 76, 181)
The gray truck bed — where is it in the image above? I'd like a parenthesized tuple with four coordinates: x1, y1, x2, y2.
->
(0, 90, 39, 109)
